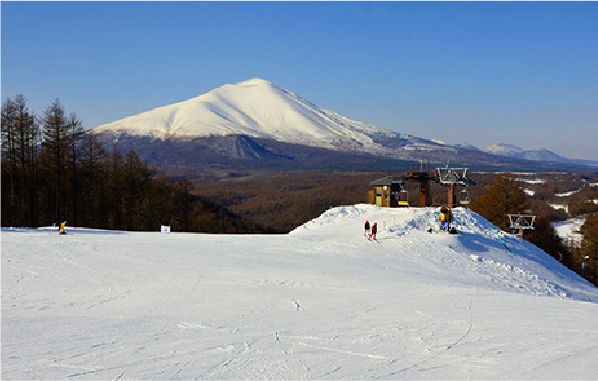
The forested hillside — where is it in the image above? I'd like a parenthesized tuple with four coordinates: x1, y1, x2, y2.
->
(1, 96, 266, 233)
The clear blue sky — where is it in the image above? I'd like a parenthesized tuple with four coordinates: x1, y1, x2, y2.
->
(2, 2, 597, 160)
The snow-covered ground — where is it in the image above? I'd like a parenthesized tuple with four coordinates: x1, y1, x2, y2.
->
(523, 188, 535, 196)
(552, 217, 585, 239)
(552, 217, 585, 249)
(514, 178, 545, 184)
(548, 203, 569, 213)
(555, 189, 580, 197)
(3, 205, 598, 380)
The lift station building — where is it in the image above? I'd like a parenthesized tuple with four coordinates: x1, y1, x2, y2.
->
(368, 177, 406, 207)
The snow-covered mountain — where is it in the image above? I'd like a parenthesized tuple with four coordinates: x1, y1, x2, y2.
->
(95, 78, 399, 153)
(93, 78, 476, 160)
(94, 79, 596, 168)
(485, 143, 571, 163)
(3, 205, 598, 379)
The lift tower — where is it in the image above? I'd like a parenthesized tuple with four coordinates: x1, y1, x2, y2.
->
(507, 213, 536, 238)
(436, 166, 473, 208)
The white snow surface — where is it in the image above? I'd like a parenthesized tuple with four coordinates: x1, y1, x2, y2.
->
(548, 203, 569, 213)
(523, 188, 535, 196)
(551, 217, 586, 241)
(93, 78, 398, 153)
(514, 177, 546, 184)
(555, 189, 581, 197)
(3, 205, 598, 380)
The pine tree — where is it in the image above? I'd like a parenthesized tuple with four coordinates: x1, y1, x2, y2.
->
(79, 133, 106, 227)
(66, 113, 84, 226)
(1, 97, 18, 225)
(470, 173, 530, 230)
(576, 214, 598, 285)
(40, 99, 69, 223)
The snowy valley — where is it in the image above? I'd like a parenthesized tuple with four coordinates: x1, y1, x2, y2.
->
(3, 205, 598, 379)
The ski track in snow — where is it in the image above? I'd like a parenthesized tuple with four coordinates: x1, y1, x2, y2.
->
(2, 205, 598, 379)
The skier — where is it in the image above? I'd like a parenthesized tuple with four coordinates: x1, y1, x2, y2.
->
(364, 219, 371, 237)
(59, 221, 67, 235)
(440, 207, 453, 231)
(369, 222, 378, 241)
(439, 207, 449, 231)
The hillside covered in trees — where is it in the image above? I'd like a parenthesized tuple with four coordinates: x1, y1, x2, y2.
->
(1, 96, 267, 233)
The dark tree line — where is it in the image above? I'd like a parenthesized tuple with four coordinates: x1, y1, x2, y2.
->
(575, 215, 598, 286)
(1, 95, 263, 233)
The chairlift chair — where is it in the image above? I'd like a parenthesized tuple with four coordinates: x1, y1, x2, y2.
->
(398, 187, 409, 207)
(459, 188, 470, 205)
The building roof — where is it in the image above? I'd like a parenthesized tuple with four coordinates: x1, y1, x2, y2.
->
(369, 176, 405, 187)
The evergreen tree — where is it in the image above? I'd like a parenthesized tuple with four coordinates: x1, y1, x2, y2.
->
(1, 95, 40, 226)
(471, 173, 530, 230)
(576, 214, 598, 285)
(79, 133, 107, 227)
(40, 99, 69, 223)
(1, 97, 18, 225)
(66, 113, 84, 225)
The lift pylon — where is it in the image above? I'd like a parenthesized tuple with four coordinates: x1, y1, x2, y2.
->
(436, 166, 473, 208)
(507, 213, 536, 238)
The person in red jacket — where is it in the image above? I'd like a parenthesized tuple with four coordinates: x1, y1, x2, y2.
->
(369, 222, 378, 241)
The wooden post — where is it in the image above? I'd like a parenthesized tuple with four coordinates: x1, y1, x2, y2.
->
(447, 184, 456, 209)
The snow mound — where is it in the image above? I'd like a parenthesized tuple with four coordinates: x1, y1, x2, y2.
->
(292, 204, 597, 302)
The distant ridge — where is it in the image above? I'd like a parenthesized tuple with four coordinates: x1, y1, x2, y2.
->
(93, 79, 596, 169)
(485, 143, 598, 167)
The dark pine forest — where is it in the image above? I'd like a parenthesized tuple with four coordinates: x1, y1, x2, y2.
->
(1, 96, 264, 233)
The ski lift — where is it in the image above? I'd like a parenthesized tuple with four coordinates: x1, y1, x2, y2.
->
(436, 166, 470, 186)
(459, 188, 470, 206)
(398, 186, 409, 207)
(507, 214, 536, 232)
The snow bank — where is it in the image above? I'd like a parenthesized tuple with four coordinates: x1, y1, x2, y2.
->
(293, 205, 596, 302)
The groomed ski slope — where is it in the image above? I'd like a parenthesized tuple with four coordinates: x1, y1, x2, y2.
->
(2, 205, 598, 380)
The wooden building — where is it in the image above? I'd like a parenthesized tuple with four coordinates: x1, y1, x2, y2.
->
(368, 177, 406, 207)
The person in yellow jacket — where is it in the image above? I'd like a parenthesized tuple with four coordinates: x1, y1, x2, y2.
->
(59, 221, 67, 235)
(440, 207, 450, 231)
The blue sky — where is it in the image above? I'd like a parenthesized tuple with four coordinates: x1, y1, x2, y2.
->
(2, 2, 597, 159)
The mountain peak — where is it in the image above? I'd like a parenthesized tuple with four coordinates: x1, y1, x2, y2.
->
(93, 78, 395, 151)
(484, 143, 573, 163)
(235, 77, 274, 86)
(485, 143, 524, 153)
